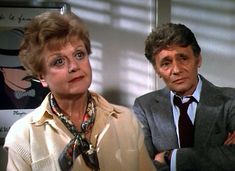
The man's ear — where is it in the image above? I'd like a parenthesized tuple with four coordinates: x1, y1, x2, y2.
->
(197, 54, 202, 68)
(154, 65, 162, 78)
(38, 75, 48, 88)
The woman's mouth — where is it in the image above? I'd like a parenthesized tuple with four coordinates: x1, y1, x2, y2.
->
(69, 76, 84, 83)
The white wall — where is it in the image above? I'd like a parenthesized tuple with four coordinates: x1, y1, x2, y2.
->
(58, 0, 156, 107)
(0, 0, 156, 108)
(1, 0, 235, 107)
(171, 0, 235, 88)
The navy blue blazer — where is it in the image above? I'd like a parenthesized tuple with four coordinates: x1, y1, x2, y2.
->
(133, 76, 235, 171)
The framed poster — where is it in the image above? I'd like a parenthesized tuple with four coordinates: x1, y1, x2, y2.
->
(0, 2, 70, 145)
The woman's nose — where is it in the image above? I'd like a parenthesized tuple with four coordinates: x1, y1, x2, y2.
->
(68, 58, 79, 73)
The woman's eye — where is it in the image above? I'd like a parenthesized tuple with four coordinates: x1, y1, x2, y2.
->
(75, 51, 86, 60)
(53, 58, 64, 66)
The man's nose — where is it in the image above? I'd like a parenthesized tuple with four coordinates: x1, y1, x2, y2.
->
(172, 61, 181, 74)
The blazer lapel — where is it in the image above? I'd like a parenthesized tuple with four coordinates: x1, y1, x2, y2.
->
(194, 77, 221, 147)
(151, 88, 179, 149)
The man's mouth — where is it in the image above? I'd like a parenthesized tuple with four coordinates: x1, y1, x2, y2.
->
(172, 78, 186, 84)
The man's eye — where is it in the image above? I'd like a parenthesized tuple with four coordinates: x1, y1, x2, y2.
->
(179, 54, 188, 61)
(161, 62, 170, 67)
(162, 62, 169, 66)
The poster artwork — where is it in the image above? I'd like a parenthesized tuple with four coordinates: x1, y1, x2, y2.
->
(0, 17, 49, 142)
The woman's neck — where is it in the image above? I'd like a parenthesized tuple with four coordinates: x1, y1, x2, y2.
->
(53, 92, 88, 119)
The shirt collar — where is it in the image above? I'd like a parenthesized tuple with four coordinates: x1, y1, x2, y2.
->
(31, 91, 120, 126)
(31, 93, 54, 125)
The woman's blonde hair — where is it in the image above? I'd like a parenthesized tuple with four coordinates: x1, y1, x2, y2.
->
(19, 11, 91, 77)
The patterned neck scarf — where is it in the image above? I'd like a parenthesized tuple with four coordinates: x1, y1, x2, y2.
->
(49, 92, 99, 170)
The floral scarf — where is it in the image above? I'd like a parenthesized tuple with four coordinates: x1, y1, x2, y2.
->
(49, 92, 99, 170)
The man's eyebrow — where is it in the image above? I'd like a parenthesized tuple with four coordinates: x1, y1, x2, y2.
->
(160, 55, 171, 61)
(176, 53, 188, 58)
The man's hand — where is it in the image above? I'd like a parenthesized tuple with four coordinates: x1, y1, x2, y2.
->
(154, 150, 172, 165)
(224, 131, 235, 145)
(154, 151, 166, 164)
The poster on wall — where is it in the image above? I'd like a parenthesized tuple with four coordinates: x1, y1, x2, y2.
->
(0, 2, 70, 145)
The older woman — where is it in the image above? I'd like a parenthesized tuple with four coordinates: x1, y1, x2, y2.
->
(3, 11, 155, 171)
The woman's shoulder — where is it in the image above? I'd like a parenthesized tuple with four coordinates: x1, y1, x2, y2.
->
(91, 91, 131, 111)
(91, 91, 138, 124)
(7, 111, 35, 135)
(112, 104, 132, 113)
(4, 111, 35, 149)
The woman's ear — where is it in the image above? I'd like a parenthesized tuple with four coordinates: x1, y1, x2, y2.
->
(39, 74, 48, 88)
